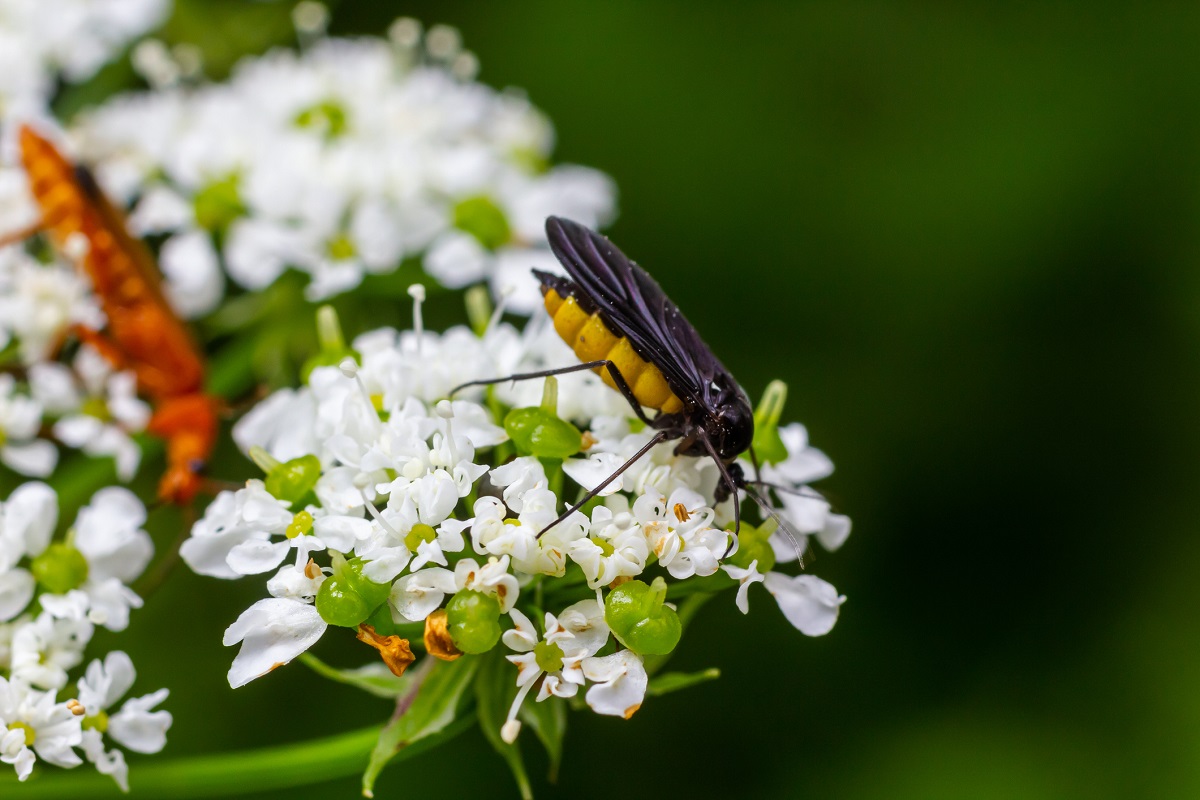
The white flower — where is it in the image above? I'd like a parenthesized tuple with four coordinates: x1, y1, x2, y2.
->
(52, 487, 152, 631)
(762, 573, 845, 636)
(0, 246, 103, 365)
(74, 30, 616, 308)
(500, 599, 608, 742)
(721, 559, 766, 614)
(388, 567, 456, 622)
(30, 346, 151, 481)
(180, 481, 300, 578)
(567, 505, 649, 589)
(0, 374, 57, 477)
(76, 651, 172, 791)
(0, 481, 57, 621)
(0, 676, 82, 781)
(223, 598, 328, 688)
(232, 388, 319, 463)
(10, 613, 93, 690)
(581, 649, 648, 719)
(635, 488, 728, 580)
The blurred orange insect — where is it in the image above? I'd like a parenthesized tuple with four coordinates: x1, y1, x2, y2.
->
(10, 124, 218, 505)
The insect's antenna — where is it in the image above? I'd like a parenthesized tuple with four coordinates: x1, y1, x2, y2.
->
(536, 431, 669, 539)
(743, 479, 828, 502)
(742, 483, 810, 569)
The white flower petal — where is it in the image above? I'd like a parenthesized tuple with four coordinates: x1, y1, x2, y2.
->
(223, 599, 327, 688)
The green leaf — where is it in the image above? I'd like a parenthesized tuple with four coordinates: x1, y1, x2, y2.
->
(475, 649, 533, 800)
(647, 667, 721, 697)
(361, 656, 479, 797)
(299, 653, 416, 700)
(519, 693, 568, 783)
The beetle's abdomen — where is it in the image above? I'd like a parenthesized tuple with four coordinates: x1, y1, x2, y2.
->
(542, 288, 683, 414)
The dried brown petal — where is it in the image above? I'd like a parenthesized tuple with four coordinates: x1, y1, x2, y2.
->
(356, 624, 416, 677)
(423, 609, 463, 661)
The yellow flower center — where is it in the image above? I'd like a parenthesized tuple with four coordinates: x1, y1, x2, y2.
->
(286, 510, 314, 539)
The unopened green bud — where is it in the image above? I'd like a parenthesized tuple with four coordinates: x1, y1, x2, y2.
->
(504, 377, 582, 459)
(301, 306, 359, 381)
(727, 521, 777, 573)
(445, 590, 502, 654)
(341, 556, 391, 611)
(315, 575, 370, 628)
(265, 454, 322, 507)
(31, 542, 89, 594)
(604, 577, 681, 655)
(465, 285, 492, 336)
(193, 174, 246, 234)
(453, 195, 511, 250)
(751, 380, 789, 465)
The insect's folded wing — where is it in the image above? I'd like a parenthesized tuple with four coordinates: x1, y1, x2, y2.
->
(545, 216, 712, 402)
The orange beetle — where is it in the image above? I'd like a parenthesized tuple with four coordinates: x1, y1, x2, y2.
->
(13, 124, 218, 504)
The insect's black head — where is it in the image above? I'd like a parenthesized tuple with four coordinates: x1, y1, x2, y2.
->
(709, 397, 754, 460)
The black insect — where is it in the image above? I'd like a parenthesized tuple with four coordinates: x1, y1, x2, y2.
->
(455, 216, 801, 550)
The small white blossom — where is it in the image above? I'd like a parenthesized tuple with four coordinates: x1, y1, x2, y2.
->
(223, 598, 327, 688)
(581, 649, 648, 719)
(762, 573, 845, 636)
(0, 676, 82, 781)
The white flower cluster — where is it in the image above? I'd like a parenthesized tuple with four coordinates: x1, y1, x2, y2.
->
(183, 294, 848, 740)
(0, 341, 150, 482)
(0, 0, 171, 117)
(0, 483, 171, 786)
(72, 20, 616, 318)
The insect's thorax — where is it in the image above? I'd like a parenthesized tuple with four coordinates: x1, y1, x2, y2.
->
(542, 288, 684, 414)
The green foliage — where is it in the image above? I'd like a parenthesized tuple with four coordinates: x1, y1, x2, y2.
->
(475, 649, 533, 800)
(363, 657, 480, 796)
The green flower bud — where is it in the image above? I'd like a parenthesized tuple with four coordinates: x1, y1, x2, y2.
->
(503, 376, 582, 459)
(445, 590, 502, 654)
(193, 173, 246, 234)
(301, 306, 359, 382)
(453, 195, 511, 250)
(365, 603, 400, 637)
(604, 577, 682, 656)
(265, 454, 322, 507)
(316, 554, 389, 628)
(343, 557, 392, 612)
(727, 521, 777, 574)
(751, 380, 789, 465)
(316, 575, 370, 628)
(31, 542, 89, 594)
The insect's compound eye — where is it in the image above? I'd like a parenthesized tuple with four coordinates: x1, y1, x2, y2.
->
(188, 459, 207, 475)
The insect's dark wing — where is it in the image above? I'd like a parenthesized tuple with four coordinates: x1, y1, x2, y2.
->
(545, 216, 729, 406)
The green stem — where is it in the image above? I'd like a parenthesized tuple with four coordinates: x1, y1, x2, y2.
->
(10, 726, 382, 799)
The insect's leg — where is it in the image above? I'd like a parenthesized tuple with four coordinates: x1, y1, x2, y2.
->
(702, 437, 743, 556)
(67, 324, 127, 371)
(0, 221, 42, 249)
(452, 360, 656, 427)
(536, 431, 669, 539)
(748, 444, 764, 486)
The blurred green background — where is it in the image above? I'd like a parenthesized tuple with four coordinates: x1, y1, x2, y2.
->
(58, 1, 1200, 798)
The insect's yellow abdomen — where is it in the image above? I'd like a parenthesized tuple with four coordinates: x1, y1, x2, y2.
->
(543, 289, 683, 414)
